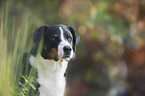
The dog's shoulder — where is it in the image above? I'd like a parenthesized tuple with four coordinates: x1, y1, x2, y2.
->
(21, 52, 40, 95)
(22, 52, 39, 81)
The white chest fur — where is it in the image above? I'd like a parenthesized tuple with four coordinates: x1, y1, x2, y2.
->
(29, 55, 68, 96)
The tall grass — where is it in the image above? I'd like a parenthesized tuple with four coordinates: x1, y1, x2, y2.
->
(0, 3, 35, 96)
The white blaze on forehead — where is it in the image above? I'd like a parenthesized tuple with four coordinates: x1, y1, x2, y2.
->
(59, 27, 65, 41)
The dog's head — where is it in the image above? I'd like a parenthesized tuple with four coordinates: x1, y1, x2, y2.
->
(32, 24, 80, 61)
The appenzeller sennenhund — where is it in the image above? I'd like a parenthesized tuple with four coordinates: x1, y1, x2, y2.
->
(21, 24, 80, 96)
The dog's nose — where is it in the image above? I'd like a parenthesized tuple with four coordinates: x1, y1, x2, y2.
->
(63, 46, 72, 54)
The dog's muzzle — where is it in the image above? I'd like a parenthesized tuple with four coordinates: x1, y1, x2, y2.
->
(63, 46, 72, 58)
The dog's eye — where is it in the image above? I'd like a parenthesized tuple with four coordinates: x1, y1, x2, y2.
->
(51, 35, 58, 41)
(52, 37, 55, 40)
(68, 37, 72, 42)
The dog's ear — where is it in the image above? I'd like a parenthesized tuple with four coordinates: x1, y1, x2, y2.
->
(67, 26, 80, 52)
(33, 25, 48, 45)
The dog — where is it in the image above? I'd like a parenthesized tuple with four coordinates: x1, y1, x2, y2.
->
(21, 24, 80, 96)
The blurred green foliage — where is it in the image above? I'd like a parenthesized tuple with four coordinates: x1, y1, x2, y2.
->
(0, 0, 145, 96)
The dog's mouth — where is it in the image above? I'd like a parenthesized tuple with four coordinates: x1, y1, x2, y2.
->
(62, 54, 70, 58)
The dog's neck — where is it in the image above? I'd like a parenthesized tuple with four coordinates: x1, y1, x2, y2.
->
(29, 55, 68, 96)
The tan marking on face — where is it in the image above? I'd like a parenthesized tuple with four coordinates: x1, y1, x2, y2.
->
(48, 48, 58, 59)
(54, 35, 57, 37)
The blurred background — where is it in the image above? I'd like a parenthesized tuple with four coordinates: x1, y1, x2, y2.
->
(0, 0, 145, 96)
